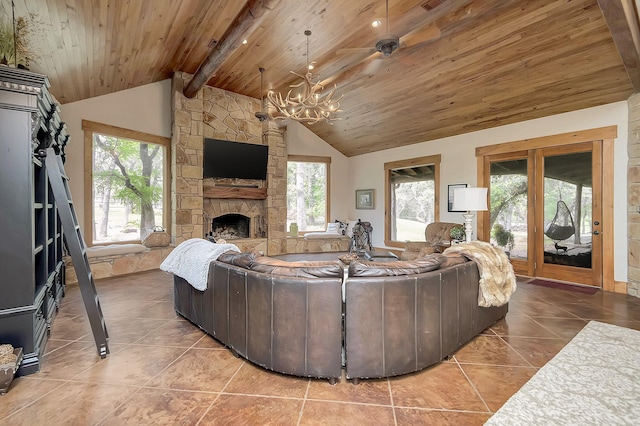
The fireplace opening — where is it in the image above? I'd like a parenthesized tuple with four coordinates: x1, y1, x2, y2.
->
(211, 214, 250, 240)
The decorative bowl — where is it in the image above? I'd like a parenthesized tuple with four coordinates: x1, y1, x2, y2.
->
(0, 347, 23, 395)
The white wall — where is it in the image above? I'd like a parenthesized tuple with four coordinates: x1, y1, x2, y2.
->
(348, 102, 628, 282)
(285, 121, 350, 223)
(59, 80, 628, 282)
(60, 79, 172, 230)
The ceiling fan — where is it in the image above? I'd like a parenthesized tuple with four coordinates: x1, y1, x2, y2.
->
(319, 0, 443, 84)
(366, 0, 444, 73)
(374, 0, 400, 58)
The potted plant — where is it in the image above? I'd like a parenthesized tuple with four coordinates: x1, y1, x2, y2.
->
(492, 223, 514, 257)
(449, 226, 465, 243)
(0, 10, 38, 68)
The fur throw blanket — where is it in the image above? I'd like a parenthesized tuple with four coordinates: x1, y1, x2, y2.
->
(160, 238, 239, 291)
(444, 241, 517, 307)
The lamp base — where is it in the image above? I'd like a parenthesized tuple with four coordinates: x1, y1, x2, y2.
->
(462, 213, 475, 243)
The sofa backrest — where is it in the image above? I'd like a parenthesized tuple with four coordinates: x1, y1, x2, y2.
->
(217, 251, 343, 278)
(207, 261, 343, 379)
(348, 252, 467, 277)
(343, 260, 508, 379)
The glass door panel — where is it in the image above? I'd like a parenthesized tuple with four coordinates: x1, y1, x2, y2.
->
(486, 153, 532, 276)
(542, 151, 592, 268)
(489, 158, 529, 260)
(536, 142, 601, 286)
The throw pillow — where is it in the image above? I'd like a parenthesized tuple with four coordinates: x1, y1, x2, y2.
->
(345, 220, 359, 238)
(326, 222, 340, 234)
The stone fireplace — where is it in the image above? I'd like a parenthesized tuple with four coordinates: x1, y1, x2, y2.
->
(171, 71, 288, 255)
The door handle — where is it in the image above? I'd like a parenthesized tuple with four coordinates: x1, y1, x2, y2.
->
(593, 230, 600, 235)
(593, 221, 600, 226)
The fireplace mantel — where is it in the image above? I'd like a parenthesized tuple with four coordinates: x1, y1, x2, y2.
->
(203, 182, 267, 200)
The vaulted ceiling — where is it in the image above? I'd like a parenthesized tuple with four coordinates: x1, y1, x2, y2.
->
(6, 0, 640, 157)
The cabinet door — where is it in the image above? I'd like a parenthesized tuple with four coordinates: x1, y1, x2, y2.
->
(0, 108, 35, 309)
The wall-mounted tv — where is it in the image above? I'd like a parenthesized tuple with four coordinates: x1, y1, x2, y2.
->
(203, 138, 269, 180)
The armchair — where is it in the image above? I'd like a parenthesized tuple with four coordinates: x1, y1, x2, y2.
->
(400, 222, 464, 261)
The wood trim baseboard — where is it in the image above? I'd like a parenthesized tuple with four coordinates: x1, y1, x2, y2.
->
(613, 280, 628, 294)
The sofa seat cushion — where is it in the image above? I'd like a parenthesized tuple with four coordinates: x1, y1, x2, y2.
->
(303, 232, 343, 239)
(249, 256, 344, 278)
(86, 243, 147, 258)
(348, 255, 441, 277)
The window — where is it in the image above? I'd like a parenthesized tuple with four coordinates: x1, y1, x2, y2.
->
(384, 155, 440, 247)
(82, 120, 170, 245)
(287, 155, 331, 233)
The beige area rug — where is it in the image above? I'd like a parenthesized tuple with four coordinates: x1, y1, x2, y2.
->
(486, 321, 640, 425)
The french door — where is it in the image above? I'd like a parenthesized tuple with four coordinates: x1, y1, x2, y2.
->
(478, 128, 614, 288)
(533, 143, 602, 286)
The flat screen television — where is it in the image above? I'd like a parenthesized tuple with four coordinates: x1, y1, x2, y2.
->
(203, 138, 269, 180)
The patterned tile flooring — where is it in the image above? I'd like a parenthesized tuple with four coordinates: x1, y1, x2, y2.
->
(2, 270, 639, 425)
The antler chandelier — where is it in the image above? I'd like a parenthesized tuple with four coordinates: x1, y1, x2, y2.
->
(267, 30, 342, 125)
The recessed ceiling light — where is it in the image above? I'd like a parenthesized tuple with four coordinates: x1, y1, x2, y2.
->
(242, 39, 248, 45)
(372, 19, 382, 28)
(308, 64, 314, 70)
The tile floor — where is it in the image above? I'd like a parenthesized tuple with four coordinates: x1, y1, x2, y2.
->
(2, 270, 639, 425)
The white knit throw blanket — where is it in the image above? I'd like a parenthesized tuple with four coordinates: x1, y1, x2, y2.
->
(444, 241, 517, 307)
(160, 238, 239, 291)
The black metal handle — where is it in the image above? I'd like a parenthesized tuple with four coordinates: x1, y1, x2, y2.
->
(593, 230, 600, 235)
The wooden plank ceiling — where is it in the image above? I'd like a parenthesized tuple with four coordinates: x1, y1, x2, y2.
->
(6, 0, 636, 157)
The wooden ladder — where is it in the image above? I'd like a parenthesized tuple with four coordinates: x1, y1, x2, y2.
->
(45, 148, 109, 358)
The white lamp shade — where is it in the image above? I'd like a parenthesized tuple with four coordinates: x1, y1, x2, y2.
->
(452, 187, 488, 212)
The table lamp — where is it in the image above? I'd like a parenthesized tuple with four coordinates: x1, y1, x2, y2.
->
(452, 187, 488, 243)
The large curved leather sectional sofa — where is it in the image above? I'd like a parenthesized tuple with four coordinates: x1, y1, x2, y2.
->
(172, 251, 508, 383)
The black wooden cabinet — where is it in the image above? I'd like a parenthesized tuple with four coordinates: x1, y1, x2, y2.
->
(0, 67, 69, 375)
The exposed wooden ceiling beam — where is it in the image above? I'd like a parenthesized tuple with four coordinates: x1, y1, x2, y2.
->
(183, 0, 279, 98)
(597, 0, 640, 91)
